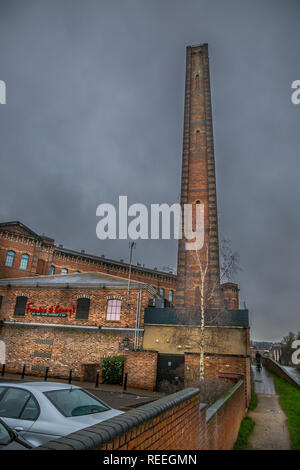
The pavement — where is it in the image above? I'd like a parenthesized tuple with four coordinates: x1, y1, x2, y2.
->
(248, 365, 291, 450)
(0, 372, 165, 411)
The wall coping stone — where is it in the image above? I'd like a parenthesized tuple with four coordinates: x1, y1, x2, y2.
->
(262, 357, 300, 388)
(206, 380, 244, 423)
(35, 387, 200, 451)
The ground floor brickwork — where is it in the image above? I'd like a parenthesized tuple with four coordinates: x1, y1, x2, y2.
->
(0, 324, 132, 378)
(123, 350, 158, 391)
(184, 352, 251, 407)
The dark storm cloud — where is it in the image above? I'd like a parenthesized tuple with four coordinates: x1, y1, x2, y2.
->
(0, 0, 299, 340)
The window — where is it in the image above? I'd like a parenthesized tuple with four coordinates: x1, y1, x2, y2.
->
(45, 389, 109, 417)
(20, 254, 29, 270)
(169, 290, 173, 303)
(159, 288, 165, 298)
(14, 296, 28, 316)
(0, 387, 39, 420)
(61, 268, 68, 274)
(5, 251, 15, 267)
(195, 74, 200, 89)
(49, 265, 55, 275)
(76, 298, 90, 320)
(0, 295, 3, 310)
(196, 130, 200, 147)
(106, 299, 122, 321)
(74, 271, 80, 274)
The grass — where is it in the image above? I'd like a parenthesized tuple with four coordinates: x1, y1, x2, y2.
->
(233, 416, 256, 450)
(248, 389, 258, 411)
(233, 385, 258, 450)
(274, 375, 300, 450)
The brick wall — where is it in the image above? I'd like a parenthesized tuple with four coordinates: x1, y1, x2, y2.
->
(205, 380, 245, 450)
(123, 350, 158, 391)
(0, 324, 126, 378)
(184, 352, 251, 407)
(36, 381, 246, 451)
(262, 357, 300, 389)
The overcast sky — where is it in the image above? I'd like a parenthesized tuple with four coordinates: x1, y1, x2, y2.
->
(0, 0, 299, 341)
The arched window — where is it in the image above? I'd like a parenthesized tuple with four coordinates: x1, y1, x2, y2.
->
(195, 130, 200, 147)
(106, 299, 122, 321)
(169, 290, 173, 303)
(49, 265, 55, 275)
(20, 254, 29, 270)
(61, 268, 68, 274)
(195, 74, 200, 89)
(5, 251, 15, 267)
(159, 288, 165, 298)
(76, 298, 90, 320)
(74, 271, 80, 274)
(14, 296, 28, 316)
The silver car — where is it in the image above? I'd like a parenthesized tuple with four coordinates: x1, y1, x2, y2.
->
(0, 382, 123, 447)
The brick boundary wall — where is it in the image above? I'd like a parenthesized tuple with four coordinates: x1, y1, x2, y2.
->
(36, 381, 245, 451)
(205, 380, 245, 450)
(123, 350, 158, 391)
(262, 357, 300, 390)
(184, 352, 251, 408)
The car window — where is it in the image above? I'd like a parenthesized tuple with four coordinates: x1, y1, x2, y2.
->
(45, 389, 110, 417)
(0, 388, 38, 420)
(20, 396, 39, 420)
(0, 420, 12, 445)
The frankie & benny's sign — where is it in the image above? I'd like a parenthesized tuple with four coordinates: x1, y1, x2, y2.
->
(26, 302, 75, 318)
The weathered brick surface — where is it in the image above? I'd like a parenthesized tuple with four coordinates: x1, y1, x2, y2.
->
(123, 350, 158, 391)
(0, 285, 151, 378)
(184, 352, 251, 408)
(175, 44, 221, 309)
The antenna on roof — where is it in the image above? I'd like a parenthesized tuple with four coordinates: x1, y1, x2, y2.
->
(127, 241, 136, 302)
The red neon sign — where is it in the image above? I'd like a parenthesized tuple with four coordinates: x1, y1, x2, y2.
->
(26, 302, 75, 317)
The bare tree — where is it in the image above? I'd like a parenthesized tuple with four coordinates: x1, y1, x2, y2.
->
(172, 235, 241, 380)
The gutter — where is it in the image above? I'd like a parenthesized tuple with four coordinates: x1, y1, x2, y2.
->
(3, 321, 145, 333)
(3, 321, 99, 330)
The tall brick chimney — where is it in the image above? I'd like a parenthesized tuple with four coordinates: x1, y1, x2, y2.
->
(175, 44, 221, 309)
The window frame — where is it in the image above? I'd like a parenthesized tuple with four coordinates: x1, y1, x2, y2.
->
(19, 254, 29, 270)
(159, 288, 165, 298)
(106, 299, 122, 322)
(0, 386, 40, 421)
(14, 296, 28, 317)
(49, 265, 55, 275)
(75, 297, 90, 320)
(5, 250, 15, 268)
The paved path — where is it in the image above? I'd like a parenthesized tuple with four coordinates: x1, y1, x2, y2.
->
(248, 365, 290, 450)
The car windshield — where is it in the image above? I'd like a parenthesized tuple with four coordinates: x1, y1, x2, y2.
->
(45, 389, 110, 417)
(0, 421, 12, 446)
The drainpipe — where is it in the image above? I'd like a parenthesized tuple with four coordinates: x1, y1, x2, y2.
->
(134, 289, 142, 350)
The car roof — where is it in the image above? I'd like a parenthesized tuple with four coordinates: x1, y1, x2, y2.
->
(0, 381, 81, 392)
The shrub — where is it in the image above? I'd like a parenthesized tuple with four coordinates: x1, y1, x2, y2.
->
(102, 355, 124, 385)
(189, 377, 233, 405)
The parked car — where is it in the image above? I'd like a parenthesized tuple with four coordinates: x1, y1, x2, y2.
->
(0, 417, 31, 450)
(0, 382, 123, 447)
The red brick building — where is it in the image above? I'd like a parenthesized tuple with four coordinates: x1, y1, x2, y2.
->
(0, 221, 176, 303)
(0, 272, 160, 378)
